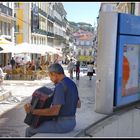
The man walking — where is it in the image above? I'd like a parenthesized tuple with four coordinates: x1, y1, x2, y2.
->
(67, 59, 75, 79)
(10, 57, 16, 70)
(75, 61, 80, 80)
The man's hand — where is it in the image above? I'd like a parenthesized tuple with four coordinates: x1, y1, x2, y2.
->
(24, 103, 31, 113)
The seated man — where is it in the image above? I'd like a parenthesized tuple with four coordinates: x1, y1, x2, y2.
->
(24, 63, 81, 137)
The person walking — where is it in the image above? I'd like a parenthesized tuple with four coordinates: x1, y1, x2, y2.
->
(67, 59, 75, 79)
(10, 57, 16, 70)
(2, 63, 12, 80)
(87, 62, 94, 80)
(24, 63, 81, 137)
(35, 57, 41, 70)
(75, 61, 80, 80)
(0, 66, 6, 91)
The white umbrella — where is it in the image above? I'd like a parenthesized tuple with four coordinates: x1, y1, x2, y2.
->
(0, 42, 62, 55)
(0, 37, 13, 44)
(0, 37, 15, 53)
(14, 43, 53, 54)
(38, 45, 62, 54)
(31, 45, 59, 55)
(14, 42, 38, 54)
(0, 44, 15, 53)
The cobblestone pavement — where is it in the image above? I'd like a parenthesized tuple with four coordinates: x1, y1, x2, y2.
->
(0, 80, 54, 137)
(0, 66, 100, 137)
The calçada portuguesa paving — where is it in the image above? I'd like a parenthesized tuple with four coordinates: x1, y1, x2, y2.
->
(0, 66, 106, 137)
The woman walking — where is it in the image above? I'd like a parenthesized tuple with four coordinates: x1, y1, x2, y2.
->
(87, 62, 94, 80)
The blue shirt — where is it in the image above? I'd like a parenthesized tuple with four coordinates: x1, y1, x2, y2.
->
(52, 76, 79, 117)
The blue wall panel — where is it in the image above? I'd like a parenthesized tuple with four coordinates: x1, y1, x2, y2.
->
(118, 13, 140, 36)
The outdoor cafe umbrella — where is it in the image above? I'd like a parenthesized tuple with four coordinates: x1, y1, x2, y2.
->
(0, 41, 62, 56)
(13, 43, 55, 54)
(13, 42, 39, 54)
(0, 37, 13, 44)
(37, 45, 57, 54)
(38, 45, 62, 55)
(0, 42, 56, 54)
(0, 42, 39, 54)
(0, 37, 15, 53)
(0, 47, 3, 51)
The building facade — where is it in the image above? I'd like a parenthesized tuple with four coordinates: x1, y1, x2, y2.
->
(0, 2, 15, 66)
(53, 2, 67, 51)
(14, 2, 69, 63)
(73, 29, 94, 62)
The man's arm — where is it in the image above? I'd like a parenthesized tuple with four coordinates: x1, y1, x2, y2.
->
(24, 103, 61, 116)
(32, 105, 61, 116)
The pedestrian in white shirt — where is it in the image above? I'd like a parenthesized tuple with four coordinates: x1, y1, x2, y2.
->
(0, 67, 6, 90)
(87, 62, 94, 80)
(67, 59, 75, 79)
(2, 63, 12, 80)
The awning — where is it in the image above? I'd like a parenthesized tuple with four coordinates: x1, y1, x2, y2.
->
(0, 37, 15, 53)
(0, 42, 62, 56)
(0, 37, 13, 44)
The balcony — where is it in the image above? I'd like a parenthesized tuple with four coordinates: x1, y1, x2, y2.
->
(55, 34, 63, 40)
(54, 17, 62, 26)
(48, 15, 55, 23)
(66, 30, 70, 36)
(0, 4, 12, 17)
(47, 32, 54, 37)
(62, 20, 66, 28)
(38, 8, 47, 18)
(55, 34, 66, 43)
(32, 28, 48, 36)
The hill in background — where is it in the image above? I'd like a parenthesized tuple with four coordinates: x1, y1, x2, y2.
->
(69, 21, 95, 32)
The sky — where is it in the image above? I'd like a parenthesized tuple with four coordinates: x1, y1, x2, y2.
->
(63, 2, 101, 27)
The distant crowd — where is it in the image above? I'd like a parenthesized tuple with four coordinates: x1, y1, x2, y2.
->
(0, 56, 52, 80)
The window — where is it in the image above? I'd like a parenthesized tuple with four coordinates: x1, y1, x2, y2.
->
(89, 51, 92, 56)
(76, 41, 79, 45)
(6, 2, 9, 7)
(83, 50, 86, 56)
(31, 37, 33, 44)
(14, 3, 20, 8)
(80, 41, 84, 45)
(39, 2, 41, 9)
(14, 35, 17, 44)
(131, 3, 135, 15)
(1, 21, 3, 34)
(78, 50, 81, 56)
(8, 23, 10, 35)
(42, 38, 43, 44)
(14, 13, 16, 17)
(4, 22, 7, 35)
(86, 41, 90, 46)
(34, 36, 36, 44)
(0, 21, 2, 35)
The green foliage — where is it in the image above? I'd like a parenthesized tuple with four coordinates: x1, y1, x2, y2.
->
(68, 21, 94, 33)
(77, 22, 92, 27)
